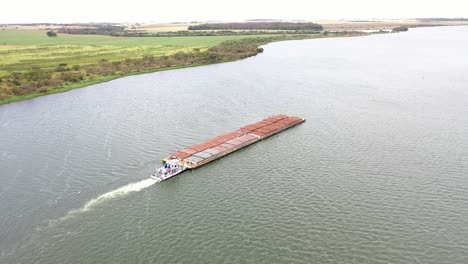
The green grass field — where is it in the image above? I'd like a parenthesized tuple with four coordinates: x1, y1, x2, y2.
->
(0, 30, 267, 75)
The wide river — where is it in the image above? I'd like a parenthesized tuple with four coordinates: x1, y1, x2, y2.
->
(1, 26, 467, 264)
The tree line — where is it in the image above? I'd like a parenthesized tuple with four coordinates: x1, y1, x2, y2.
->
(188, 22, 323, 31)
(57, 28, 324, 37)
(108, 30, 323, 37)
(57, 24, 125, 35)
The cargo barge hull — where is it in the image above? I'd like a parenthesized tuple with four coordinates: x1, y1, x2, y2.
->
(162, 114, 305, 170)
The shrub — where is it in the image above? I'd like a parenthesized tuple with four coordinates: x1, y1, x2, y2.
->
(392, 26, 409, 32)
(46, 31, 57, 37)
(55, 65, 67, 72)
(61, 72, 84, 83)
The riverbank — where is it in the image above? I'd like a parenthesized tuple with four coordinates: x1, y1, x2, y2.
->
(0, 65, 204, 105)
(0, 32, 369, 105)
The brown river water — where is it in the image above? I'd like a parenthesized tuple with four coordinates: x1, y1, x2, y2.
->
(1, 26, 467, 263)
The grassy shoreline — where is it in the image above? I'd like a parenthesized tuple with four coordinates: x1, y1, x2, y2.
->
(0, 32, 369, 105)
(0, 64, 206, 104)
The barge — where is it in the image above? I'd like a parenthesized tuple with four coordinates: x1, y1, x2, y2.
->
(150, 114, 304, 181)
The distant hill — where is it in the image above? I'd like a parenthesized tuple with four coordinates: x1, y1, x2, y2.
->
(417, 18, 468, 22)
(245, 19, 284, 22)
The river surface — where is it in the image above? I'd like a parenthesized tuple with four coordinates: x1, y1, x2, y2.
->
(1, 26, 467, 264)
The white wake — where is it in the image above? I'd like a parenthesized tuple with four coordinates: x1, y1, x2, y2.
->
(81, 178, 159, 211)
(60, 178, 159, 220)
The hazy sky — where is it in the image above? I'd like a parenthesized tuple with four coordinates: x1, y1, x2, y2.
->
(2, 0, 468, 23)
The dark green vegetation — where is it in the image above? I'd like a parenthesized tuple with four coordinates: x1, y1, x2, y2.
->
(96, 30, 325, 37)
(0, 30, 365, 104)
(56, 22, 324, 37)
(392, 26, 409, 32)
(46, 30, 57, 37)
(188, 22, 324, 31)
(57, 24, 125, 35)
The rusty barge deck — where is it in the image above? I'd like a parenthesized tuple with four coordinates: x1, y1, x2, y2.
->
(163, 114, 305, 169)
